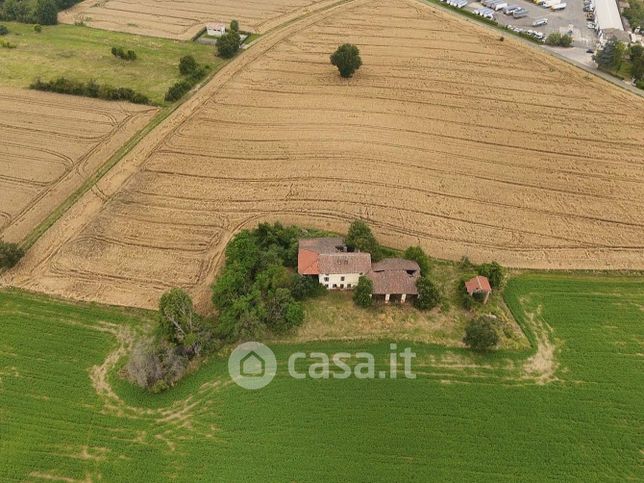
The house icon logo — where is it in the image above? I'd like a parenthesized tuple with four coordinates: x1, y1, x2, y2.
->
(228, 342, 277, 390)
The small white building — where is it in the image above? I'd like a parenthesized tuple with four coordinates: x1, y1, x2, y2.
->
(298, 238, 371, 290)
(206, 23, 226, 37)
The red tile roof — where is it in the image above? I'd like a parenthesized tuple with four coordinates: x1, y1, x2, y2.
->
(464, 276, 492, 295)
(298, 248, 320, 275)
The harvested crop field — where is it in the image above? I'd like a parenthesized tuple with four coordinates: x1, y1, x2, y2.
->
(8, 0, 644, 309)
(59, 0, 340, 40)
(0, 88, 156, 243)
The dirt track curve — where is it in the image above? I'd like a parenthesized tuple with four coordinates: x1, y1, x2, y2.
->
(7, 0, 644, 310)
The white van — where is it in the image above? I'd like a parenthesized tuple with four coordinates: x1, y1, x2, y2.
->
(532, 18, 548, 26)
(551, 3, 567, 10)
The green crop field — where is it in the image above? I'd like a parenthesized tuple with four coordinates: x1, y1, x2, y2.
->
(1, 273, 642, 481)
(0, 22, 221, 104)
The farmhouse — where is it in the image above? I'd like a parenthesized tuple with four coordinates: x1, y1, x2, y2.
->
(367, 258, 421, 303)
(206, 23, 226, 36)
(298, 238, 371, 289)
(464, 275, 492, 304)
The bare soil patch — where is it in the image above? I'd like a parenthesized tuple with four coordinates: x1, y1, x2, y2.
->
(0, 88, 156, 243)
(8, 0, 644, 310)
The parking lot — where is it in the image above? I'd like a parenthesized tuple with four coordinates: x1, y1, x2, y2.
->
(461, 0, 599, 47)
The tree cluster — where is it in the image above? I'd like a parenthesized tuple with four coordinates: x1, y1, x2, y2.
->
(545, 33, 573, 47)
(125, 288, 216, 393)
(594, 37, 627, 72)
(216, 20, 241, 58)
(477, 262, 504, 289)
(628, 44, 644, 83)
(0, 241, 24, 269)
(0, 0, 76, 25)
(212, 223, 325, 341)
(165, 55, 209, 102)
(31, 77, 150, 104)
(346, 220, 382, 261)
(111, 46, 137, 61)
(623, 0, 644, 30)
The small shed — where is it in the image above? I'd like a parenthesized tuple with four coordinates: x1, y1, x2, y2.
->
(464, 276, 492, 304)
(206, 23, 226, 37)
(367, 258, 420, 303)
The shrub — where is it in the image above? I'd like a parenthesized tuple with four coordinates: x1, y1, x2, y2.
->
(0, 241, 25, 269)
(346, 220, 382, 260)
(292, 276, 327, 300)
(330, 43, 362, 78)
(477, 261, 504, 289)
(230, 19, 239, 32)
(414, 277, 441, 310)
(463, 315, 500, 351)
(353, 276, 373, 308)
(545, 33, 572, 47)
(0, 25, 9, 36)
(31, 77, 150, 104)
(111, 46, 137, 61)
(34, 24, 42, 32)
(216, 30, 241, 58)
(165, 80, 192, 102)
(0, 40, 17, 49)
(125, 338, 188, 392)
(403, 246, 430, 276)
(179, 55, 198, 75)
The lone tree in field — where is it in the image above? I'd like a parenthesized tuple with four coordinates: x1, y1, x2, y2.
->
(463, 316, 499, 352)
(216, 30, 241, 58)
(330, 44, 362, 78)
(353, 276, 373, 308)
(0, 241, 25, 269)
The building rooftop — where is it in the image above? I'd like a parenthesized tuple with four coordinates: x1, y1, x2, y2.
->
(595, 0, 624, 32)
(318, 253, 372, 275)
(464, 276, 492, 295)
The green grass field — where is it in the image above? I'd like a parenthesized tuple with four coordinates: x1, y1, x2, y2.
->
(1, 273, 642, 481)
(0, 22, 221, 104)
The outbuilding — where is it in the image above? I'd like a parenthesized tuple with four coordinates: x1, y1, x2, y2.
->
(367, 258, 420, 303)
(206, 23, 227, 36)
(464, 275, 492, 304)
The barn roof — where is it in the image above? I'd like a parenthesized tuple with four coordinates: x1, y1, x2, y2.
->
(318, 253, 371, 275)
(371, 258, 420, 273)
(368, 270, 419, 295)
(464, 276, 492, 295)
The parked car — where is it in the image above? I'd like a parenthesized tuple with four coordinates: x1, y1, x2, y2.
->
(586, 22, 596, 29)
(513, 8, 529, 17)
(532, 18, 548, 26)
(586, 48, 595, 53)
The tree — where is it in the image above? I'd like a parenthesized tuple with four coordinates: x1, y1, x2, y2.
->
(403, 246, 430, 276)
(346, 220, 381, 260)
(477, 261, 504, 289)
(353, 276, 373, 307)
(414, 277, 440, 310)
(179, 55, 198, 75)
(595, 38, 626, 71)
(230, 19, 239, 32)
(330, 43, 362, 78)
(33, 0, 58, 25)
(463, 316, 499, 352)
(0, 241, 24, 269)
(629, 44, 644, 81)
(158, 288, 202, 354)
(291, 275, 326, 300)
(216, 30, 241, 58)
